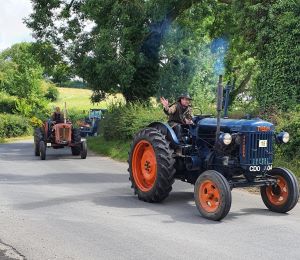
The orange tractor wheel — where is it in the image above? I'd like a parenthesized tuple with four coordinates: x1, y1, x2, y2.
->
(128, 127, 175, 202)
(194, 170, 232, 221)
(260, 168, 299, 213)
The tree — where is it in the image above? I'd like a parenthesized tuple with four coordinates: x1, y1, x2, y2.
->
(26, 0, 299, 111)
(157, 6, 217, 107)
(26, 0, 218, 102)
(0, 43, 44, 98)
(30, 42, 73, 85)
(208, 0, 300, 111)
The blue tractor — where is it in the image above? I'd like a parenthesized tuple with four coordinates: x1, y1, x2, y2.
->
(128, 77, 299, 221)
(79, 109, 107, 137)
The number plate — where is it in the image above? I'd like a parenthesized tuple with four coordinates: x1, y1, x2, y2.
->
(259, 140, 268, 147)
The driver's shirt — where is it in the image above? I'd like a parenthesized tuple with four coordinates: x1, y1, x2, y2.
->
(163, 102, 193, 126)
(51, 112, 64, 123)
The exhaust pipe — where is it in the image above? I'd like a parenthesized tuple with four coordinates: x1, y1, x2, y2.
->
(215, 75, 223, 144)
(64, 102, 67, 124)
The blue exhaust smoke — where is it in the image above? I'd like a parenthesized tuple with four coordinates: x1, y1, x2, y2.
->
(211, 38, 229, 75)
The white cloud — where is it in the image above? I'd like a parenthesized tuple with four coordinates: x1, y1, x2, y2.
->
(0, 0, 34, 50)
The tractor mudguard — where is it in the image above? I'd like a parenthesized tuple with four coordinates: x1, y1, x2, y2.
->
(148, 122, 180, 146)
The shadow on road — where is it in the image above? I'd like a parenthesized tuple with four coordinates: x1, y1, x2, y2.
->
(12, 182, 289, 224)
(0, 172, 127, 185)
(226, 207, 288, 220)
(15, 192, 104, 210)
(92, 186, 289, 224)
(0, 142, 96, 161)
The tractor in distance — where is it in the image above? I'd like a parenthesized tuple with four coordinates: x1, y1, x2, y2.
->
(34, 103, 87, 160)
(79, 108, 108, 137)
(128, 75, 299, 221)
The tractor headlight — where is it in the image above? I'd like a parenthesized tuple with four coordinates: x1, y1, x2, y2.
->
(219, 133, 232, 145)
(277, 132, 290, 143)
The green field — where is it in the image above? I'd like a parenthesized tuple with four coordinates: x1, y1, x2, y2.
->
(49, 87, 126, 112)
(49, 87, 104, 111)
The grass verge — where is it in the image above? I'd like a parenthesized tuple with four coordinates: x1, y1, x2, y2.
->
(1, 135, 32, 143)
(87, 136, 130, 162)
(274, 157, 300, 178)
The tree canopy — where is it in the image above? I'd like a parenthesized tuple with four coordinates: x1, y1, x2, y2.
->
(0, 42, 43, 98)
(26, 0, 300, 111)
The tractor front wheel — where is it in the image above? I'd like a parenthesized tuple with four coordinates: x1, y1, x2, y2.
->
(71, 128, 81, 155)
(261, 167, 299, 213)
(34, 128, 43, 156)
(128, 127, 175, 202)
(39, 141, 46, 160)
(194, 170, 232, 221)
(80, 141, 87, 159)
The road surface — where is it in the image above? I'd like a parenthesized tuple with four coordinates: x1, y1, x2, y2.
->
(0, 140, 299, 260)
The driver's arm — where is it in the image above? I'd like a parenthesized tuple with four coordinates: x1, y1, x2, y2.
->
(163, 104, 177, 115)
(184, 107, 194, 124)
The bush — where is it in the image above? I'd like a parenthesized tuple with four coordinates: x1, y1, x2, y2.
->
(87, 136, 130, 161)
(67, 109, 87, 127)
(45, 85, 59, 101)
(0, 92, 17, 113)
(275, 107, 300, 161)
(101, 103, 166, 140)
(0, 114, 32, 138)
(15, 96, 50, 120)
(30, 116, 43, 128)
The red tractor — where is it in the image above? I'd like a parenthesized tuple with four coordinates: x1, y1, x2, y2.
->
(34, 105, 87, 160)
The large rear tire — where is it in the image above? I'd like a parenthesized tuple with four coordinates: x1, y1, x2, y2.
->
(39, 140, 46, 160)
(260, 167, 299, 213)
(128, 127, 175, 202)
(194, 170, 232, 221)
(71, 128, 81, 155)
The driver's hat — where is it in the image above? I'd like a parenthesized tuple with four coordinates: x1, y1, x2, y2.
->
(178, 93, 192, 101)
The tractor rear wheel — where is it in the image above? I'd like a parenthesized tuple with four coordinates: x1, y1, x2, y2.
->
(34, 128, 43, 156)
(261, 167, 299, 213)
(128, 127, 175, 202)
(80, 141, 87, 159)
(39, 141, 46, 160)
(194, 170, 232, 221)
(71, 128, 81, 155)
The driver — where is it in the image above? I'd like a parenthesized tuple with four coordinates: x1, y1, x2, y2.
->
(160, 93, 193, 139)
(51, 107, 64, 123)
(160, 93, 193, 126)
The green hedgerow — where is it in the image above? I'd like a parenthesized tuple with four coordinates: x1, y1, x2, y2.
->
(101, 102, 166, 140)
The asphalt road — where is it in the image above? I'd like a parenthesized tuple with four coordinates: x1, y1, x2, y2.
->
(0, 140, 299, 260)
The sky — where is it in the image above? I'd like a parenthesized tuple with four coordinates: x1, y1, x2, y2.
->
(0, 0, 34, 50)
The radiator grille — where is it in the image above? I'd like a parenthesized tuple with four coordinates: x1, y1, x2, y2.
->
(59, 127, 70, 142)
(240, 132, 273, 165)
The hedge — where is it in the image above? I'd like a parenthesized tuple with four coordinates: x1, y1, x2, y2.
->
(102, 103, 166, 140)
(0, 114, 32, 138)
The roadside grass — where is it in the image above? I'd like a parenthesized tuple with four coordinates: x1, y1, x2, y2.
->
(87, 136, 130, 162)
(1, 135, 33, 143)
(273, 157, 300, 179)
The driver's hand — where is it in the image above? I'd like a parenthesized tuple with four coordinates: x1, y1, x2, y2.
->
(160, 97, 169, 108)
(185, 119, 194, 125)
